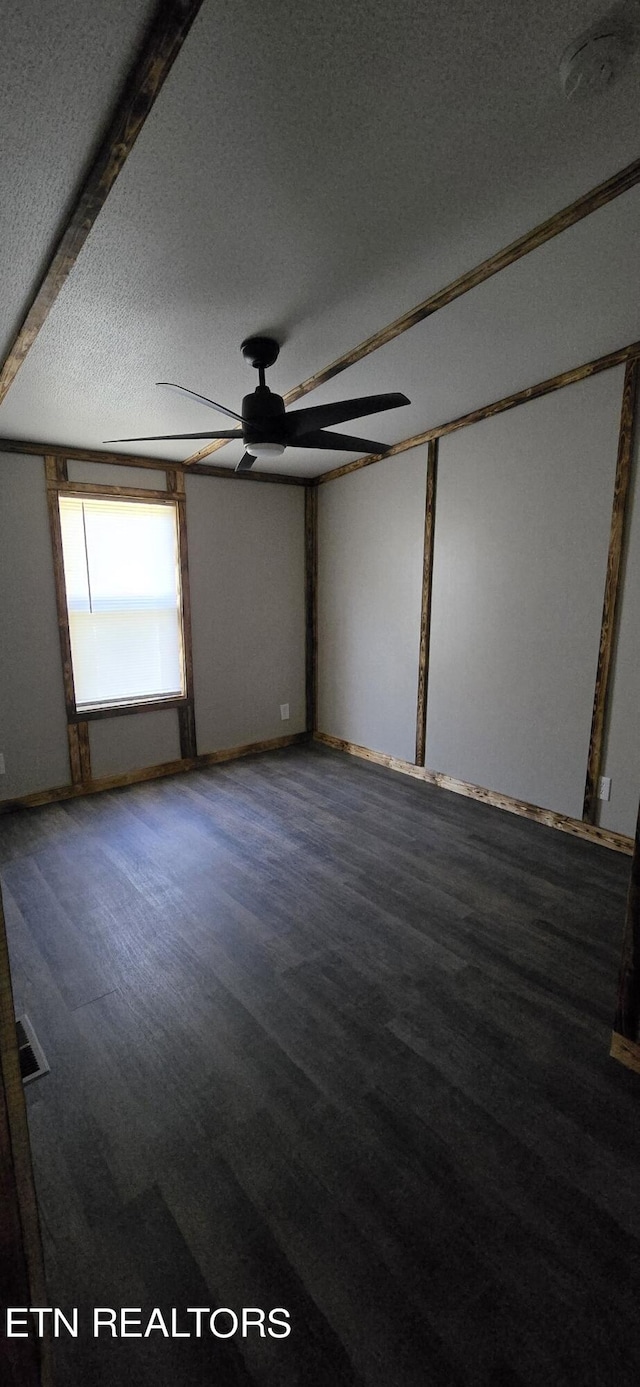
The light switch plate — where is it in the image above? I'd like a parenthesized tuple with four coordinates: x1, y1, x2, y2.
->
(280, 703, 290, 721)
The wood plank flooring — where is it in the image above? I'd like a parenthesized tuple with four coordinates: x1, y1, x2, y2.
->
(1, 744, 639, 1387)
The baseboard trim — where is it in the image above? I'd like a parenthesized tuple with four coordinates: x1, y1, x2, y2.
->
(313, 732, 633, 855)
(0, 733, 308, 813)
(610, 1031, 640, 1074)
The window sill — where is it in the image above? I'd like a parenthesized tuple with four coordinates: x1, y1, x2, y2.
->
(69, 695, 188, 722)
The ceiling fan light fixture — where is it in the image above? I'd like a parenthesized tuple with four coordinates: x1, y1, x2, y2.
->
(248, 440, 286, 459)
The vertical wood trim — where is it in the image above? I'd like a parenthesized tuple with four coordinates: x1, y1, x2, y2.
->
(175, 491, 197, 755)
(177, 702, 197, 760)
(67, 725, 82, 786)
(415, 439, 438, 766)
(305, 486, 318, 733)
(0, 883, 52, 1384)
(77, 721, 92, 782)
(165, 467, 181, 495)
(45, 458, 77, 719)
(583, 359, 639, 823)
(612, 801, 640, 1061)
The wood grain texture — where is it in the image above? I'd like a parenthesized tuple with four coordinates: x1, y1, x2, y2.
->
(68, 695, 190, 723)
(1, 744, 639, 1384)
(0, 0, 205, 404)
(177, 701, 197, 760)
(66, 725, 82, 787)
(77, 721, 92, 783)
(317, 339, 640, 485)
(415, 440, 437, 767)
(0, 438, 306, 485)
(45, 462, 77, 718)
(0, 733, 308, 813)
(305, 486, 318, 733)
(612, 802, 640, 1059)
(314, 733, 633, 855)
(186, 160, 640, 465)
(54, 481, 174, 502)
(610, 1031, 640, 1074)
(176, 495, 195, 705)
(583, 359, 639, 823)
(0, 885, 51, 1386)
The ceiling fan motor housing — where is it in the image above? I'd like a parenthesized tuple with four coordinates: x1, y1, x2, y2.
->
(242, 385, 286, 446)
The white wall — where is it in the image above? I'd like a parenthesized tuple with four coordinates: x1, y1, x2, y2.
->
(0, 457, 305, 801)
(317, 452, 427, 763)
(425, 370, 623, 819)
(88, 708, 181, 778)
(599, 377, 640, 838)
(0, 452, 70, 798)
(316, 367, 639, 837)
(186, 476, 305, 752)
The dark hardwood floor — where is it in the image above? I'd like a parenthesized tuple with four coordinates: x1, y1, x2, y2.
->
(1, 744, 639, 1387)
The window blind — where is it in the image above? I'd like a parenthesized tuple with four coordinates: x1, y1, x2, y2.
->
(58, 496, 185, 710)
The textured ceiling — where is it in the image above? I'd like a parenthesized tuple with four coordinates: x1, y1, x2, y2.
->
(0, 0, 157, 358)
(1, 0, 639, 475)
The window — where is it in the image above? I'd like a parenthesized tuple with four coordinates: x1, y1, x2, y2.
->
(58, 495, 186, 712)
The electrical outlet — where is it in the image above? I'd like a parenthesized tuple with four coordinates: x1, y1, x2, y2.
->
(280, 703, 290, 721)
(0, 753, 5, 776)
(597, 775, 611, 802)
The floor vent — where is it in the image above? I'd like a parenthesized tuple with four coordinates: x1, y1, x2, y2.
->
(16, 1015, 50, 1085)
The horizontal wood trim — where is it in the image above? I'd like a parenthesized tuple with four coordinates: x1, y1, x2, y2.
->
(0, 733, 308, 813)
(313, 732, 633, 855)
(610, 1032, 640, 1075)
(187, 156, 640, 466)
(316, 338, 640, 485)
(0, 0, 205, 405)
(0, 438, 307, 485)
(69, 696, 189, 723)
(50, 481, 174, 502)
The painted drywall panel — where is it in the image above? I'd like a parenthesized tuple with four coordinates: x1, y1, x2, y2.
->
(600, 385, 640, 839)
(425, 369, 624, 818)
(66, 460, 167, 489)
(186, 477, 305, 751)
(0, 452, 70, 797)
(318, 452, 427, 763)
(88, 708, 181, 778)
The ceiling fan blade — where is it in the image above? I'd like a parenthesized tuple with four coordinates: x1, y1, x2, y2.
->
(235, 451, 256, 472)
(285, 392, 409, 439)
(157, 381, 246, 423)
(292, 429, 390, 453)
(104, 429, 245, 443)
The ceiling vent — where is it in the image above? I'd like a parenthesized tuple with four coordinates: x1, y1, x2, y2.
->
(560, 3, 638, 99)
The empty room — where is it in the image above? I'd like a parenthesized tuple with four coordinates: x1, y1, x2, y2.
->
(2, 2, 640, 1384)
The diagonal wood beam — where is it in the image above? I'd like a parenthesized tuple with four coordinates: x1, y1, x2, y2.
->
(0, 0, 205, 405)
(185, 153, 640, 467)
(315, 338, 640, 485)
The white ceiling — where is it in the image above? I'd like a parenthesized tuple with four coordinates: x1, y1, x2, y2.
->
(1, 0, 639, 476)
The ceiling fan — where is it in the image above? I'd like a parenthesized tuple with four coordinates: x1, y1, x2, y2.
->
(106, 336, 410, 471)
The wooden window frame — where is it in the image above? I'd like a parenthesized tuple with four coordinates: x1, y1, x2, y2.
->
(45, 459, 197, 782)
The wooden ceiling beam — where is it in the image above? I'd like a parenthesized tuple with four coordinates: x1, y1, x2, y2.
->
(0, 0, 205, 406)
(185, 153, 640, 468)
(0, 437, 307, 485)
(314, 337, 640, 485)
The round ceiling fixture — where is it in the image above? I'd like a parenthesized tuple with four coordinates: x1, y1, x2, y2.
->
(559, 7, 636, 99)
